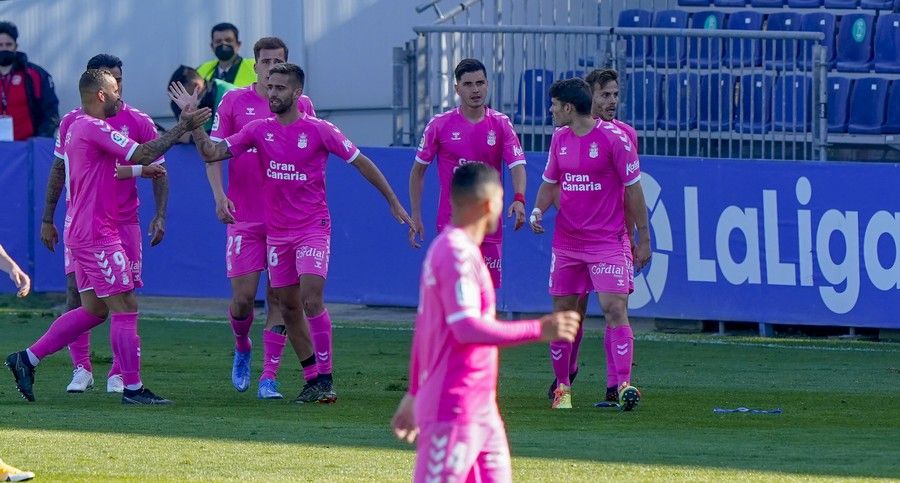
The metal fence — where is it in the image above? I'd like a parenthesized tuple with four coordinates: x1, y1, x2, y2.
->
(394, 24, 829, 161)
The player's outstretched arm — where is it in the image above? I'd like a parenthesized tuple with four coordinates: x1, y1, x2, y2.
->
(407, 162, 428, 248)
(192, 126, 234, 163)
(351, 154, 413, 226)
(448, 310, 579, 347)
(625, 181, 651, 271)
(0, 244, 31, 298)
(39, 157, 66, 252)
(529, 181, 559, 234)
(130, 108, 211, 166)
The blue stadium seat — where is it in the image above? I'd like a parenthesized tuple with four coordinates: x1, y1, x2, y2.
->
(799, 12, 836, 69)
(848, 77, 888, 134)
(836, 14, 874, 72)
(826, 76, 852, 132)
(651, 10, 689, 68)
(688, 11, 726, 68)
(699, 74, 734, 131)
(624, 71, 660, 130)
(735, 74, 774, 134)
(860, 0, 895, 8)
(558, 70, 585, 81)
(618, 9, 653, 67)
(824, 0, 859, 6)
(679, 0, 712, 4)
(725, 11, 765, 68)
(751, 0, 785, 6)
(513, 69, 553, 125)
(884, 81, 900, 133)
(715, 0, 747, 5)
(660, 73, 700, 130)
(787, 0, 823, 6)
(765, 13, 803, 70)
(874, 14, 900, 73)
(774, 75, 813, 131)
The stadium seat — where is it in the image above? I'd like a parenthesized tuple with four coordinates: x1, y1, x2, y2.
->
(874, 13, 900, 73)
(513, 69, 553, 125)
(699, 73, 734, 131)
(847, 77, 888, 133)
(799, 12, 836, 69)
(724, 11, 765, 68)
(660, 73, 700, 130)
(836, 14, 874, 72)
(884, 81, 900, 133)
(735, 74, 774, 134)
(765, 12, 803, 70)
(860, 0, 895, 7)
(751, 0, 785, 6)
(651, 10, 689, 68)
(688, 11, 726, 68)
(787, 0, 823, 6)
(823, 0, 859, 6)
(618, 9, 653, 67)
(826, 76, 852, 132)
(773, 74, 813, 131)
(678, 0, 712, 4)
(557, 70, 584, 81)
(624, 71, 659, 130)
(714, 0, 747, 5)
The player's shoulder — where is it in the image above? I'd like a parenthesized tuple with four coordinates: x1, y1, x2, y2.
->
(304, 114, 342, 134)
(596, 120, 636, 152)
(220, 85, 253, 105)
(121, 105, 156, 128)
(485, 107, 513, 125)
(426, 108, 458, 129)
(61, 107, 82, 123)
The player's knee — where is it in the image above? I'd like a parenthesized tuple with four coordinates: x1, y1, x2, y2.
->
(301, 296, 324, 317)
(231, 299, 254, 319)
(602, 299, 628, 325)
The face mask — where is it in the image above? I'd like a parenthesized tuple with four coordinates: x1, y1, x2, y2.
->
(214, 45, 234, 62)
(0, 51, 15, 67)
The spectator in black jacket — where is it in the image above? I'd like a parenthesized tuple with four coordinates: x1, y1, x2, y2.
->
(0, 21, 59, 140)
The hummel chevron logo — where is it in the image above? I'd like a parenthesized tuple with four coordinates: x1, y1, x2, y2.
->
(317, 351, 329, 361)
(616, 343, 629, 356)
(431, 435, 448, 448)
(101, 267, 113, 277)
(98, 258, 109, 269)
(94, 251, 106, 260)
(429, 448, 446, 461)
(550, 348, 563, 360)
(104, 276, 116, 284)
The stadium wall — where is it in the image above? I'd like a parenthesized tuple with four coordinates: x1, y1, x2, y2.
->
(2, 138, 898, 329)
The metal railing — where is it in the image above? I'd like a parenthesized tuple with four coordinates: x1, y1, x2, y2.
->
(395, 24, 830, 161)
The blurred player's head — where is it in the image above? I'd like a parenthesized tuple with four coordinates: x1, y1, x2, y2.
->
(79, 69, 120, 118)
(454, 59, 488, 110)
(267, 63, 305, 115)
(168, 65, 207, 118)
(451, 163, 503, 234)
(585, 69, 619, 121)
(253, 37, 288, 84)
(0, 21, 18, 62)
(87, 54, 123, 95)
(549, 78, 592, 127)
(210, 22, 240, 62)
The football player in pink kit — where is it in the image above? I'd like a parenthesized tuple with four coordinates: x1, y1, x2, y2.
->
(187, 63, 413, 404)
(530, 78, 651, 410)
(39, 54, 168, 395)
(391, 163, 579, 482)
(5, 69, 211, 404)
(206, 37, 318, 399)
(545, 69, 647, 406)
(409, 58, 528, 288)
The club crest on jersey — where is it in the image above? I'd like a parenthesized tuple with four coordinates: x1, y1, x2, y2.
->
(11, 75, 21, 86)
(589, 142, 599, 158)
(451, 132, 461, 141)
(245, 107, 255, 116)
(111, 131, 129, 147)
(486, 130, 496, 146)
(265, 132, 274, 142)
(297, 133, 308, 148)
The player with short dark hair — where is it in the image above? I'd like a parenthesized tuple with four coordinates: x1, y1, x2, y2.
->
(530, 78, 651, 410)
(392, 162, 579, 481)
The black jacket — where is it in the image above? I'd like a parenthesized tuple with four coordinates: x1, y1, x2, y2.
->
(9, 51, 59, 137)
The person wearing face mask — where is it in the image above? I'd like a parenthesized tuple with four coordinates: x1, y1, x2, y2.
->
(0, 20, 59, 140)
(168, 65, 235, 135)
(196, 22, 256, 88)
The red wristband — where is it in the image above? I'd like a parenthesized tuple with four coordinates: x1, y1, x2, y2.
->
(514, 193, 525, 204)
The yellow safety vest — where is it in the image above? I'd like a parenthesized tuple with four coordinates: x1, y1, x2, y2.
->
(197, 57, 256, 88)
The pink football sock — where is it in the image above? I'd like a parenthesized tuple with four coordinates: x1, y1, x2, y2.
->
(605, 325, 617, 388)
(549, 341, 572, 386)
(301, 355, 319, 382)
(230, 308, 254, 353)
(108, 359, 121, 379)
(68, 331, 93, 372)
(609, 325, 635, 385)
(308, 310, 333, 375)
(569, 324, 584, 376)
(259, 329, 286, 381)
(29, 307, 105, 361)
(110, 312, 142, 388)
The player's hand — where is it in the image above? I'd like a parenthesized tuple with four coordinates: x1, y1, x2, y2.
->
(141, 163, 167, 179)
(408, 215, 425, 249)
(508, 200, 526, 230)
(529, 208, 544, 234)
(633, 239, 651, 272)
(148, 215, 166, 247)
(390, 201, 414, 227)
(40, 222, 58, 252)
(215, 196, 236, 224)
(538, 310, 580, 342)
(10, 265, 31, 298)
(391, 393, 419, 445)
(167, 81, 200, 111)
(179, 106, 212, 131)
